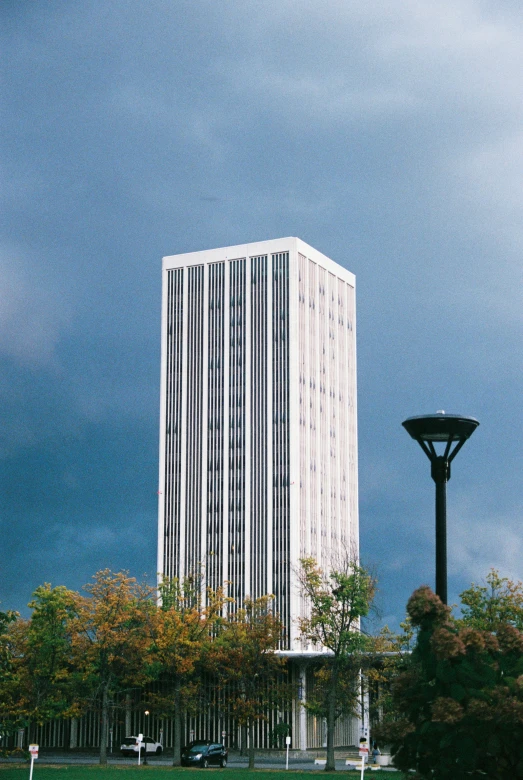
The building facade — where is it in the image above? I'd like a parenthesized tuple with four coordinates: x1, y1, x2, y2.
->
(158, 237, 358, 653)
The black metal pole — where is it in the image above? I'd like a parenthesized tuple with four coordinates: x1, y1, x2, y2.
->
(434, 479, 447, 604)
(432, 455, 449, 605)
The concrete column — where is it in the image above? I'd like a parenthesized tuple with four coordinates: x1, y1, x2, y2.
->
(69, 718, 78, 749)
(299, 664, 307, 751)
(361, 672, 370, 744)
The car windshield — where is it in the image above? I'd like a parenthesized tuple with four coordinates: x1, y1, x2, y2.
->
(188, 744, 208, 754)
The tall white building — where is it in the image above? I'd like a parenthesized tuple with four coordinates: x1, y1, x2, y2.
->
(158, 237, 358, 653)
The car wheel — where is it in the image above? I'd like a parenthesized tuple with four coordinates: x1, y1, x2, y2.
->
(156, 747, 162, 755)
(220, 758, 227, 768)
(202, 759, 209, 768)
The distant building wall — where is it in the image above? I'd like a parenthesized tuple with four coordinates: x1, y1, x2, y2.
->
(158, 238, 358, 650)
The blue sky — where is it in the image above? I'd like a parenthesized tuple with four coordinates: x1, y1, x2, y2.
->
(1, 0, 522, 627)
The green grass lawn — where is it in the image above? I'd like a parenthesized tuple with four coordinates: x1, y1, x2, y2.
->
(0, 767, 406, 780)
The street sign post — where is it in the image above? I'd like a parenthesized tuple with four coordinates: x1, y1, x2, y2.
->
(285, 736, 291, 770)
(28, 745, 39, 780)
(358, 744, 369, 780)
(137, 733, 143, 766)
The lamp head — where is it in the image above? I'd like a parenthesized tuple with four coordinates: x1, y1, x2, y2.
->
(402, 412, 479, 477)
(402, 412, 479, 443)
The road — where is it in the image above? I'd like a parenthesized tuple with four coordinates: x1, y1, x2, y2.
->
(2, 752, 395, 771)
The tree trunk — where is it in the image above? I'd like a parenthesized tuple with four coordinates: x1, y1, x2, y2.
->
(240, 723, 247, 756)
(248, 720, 255, 769)
(63, 718, 70, 751)
(325, 677, 337, 771)
(99, 685, 109, 765)
(172, 679, 182, 766)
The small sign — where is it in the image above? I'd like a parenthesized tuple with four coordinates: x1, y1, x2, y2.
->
(286, 736, 291, 746)
(359, 747, 369, 756)
(29, 744, 39, 780)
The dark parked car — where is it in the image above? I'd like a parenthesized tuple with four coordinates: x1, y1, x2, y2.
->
(181, 741, 228, 768)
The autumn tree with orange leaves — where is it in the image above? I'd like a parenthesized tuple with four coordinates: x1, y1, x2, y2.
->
(206, 595, 287, 769)
(70, 570, 156, 765)
(148, 575, 226, 766)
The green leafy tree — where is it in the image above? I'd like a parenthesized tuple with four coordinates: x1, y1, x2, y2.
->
(0, 588, 81, 744)
(367, 619, 415, 746)
(148, 575, 226, 766)
(0, 608, 18, 678)
(298, 554, 377, 771)
(459, 569, 523, 631)
(70, 570, 155, 765)
(206, 595, 287, 769)
(377, 578, 523, 780)
(14, 585, 79, 742)
(0, 608, 20, 741)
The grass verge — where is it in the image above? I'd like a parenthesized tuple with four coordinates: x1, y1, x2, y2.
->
(0, 767, 406, 780)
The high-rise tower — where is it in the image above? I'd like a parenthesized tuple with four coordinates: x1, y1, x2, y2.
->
(158, 237, 358, 651)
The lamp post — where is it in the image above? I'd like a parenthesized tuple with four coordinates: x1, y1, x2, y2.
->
(402, 412, 479, 604)
(143, 711, 150, 765)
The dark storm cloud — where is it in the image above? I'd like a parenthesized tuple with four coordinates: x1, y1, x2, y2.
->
(1, 0, 522, 622)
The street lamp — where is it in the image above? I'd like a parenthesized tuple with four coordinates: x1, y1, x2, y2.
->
(402, 411, 479, 605)
(143, 711, 150, 765)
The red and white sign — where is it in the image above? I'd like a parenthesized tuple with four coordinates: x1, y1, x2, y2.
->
(29, 745, 39, 758)
(359, 747, 369, 756)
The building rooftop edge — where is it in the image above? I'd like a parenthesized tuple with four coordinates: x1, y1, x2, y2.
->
(162, 237, 355, 286)
(163, 237, 299, 261)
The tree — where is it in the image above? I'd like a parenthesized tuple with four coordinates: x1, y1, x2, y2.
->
(9, 585, 80, 743)
(459, 569, 523, 631)
(206, 595, 287, 769)
(378, 577, 523, 780)
(69, 570, 155, 765)
(149, 575, 225, 766)
(0, 608, 18, 679)
(366, 619, 415, 747)
(0, 608, 20, 741)
(298, 554, 377, 771)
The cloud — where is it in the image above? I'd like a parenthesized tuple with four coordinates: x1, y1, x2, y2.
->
(198, 0, 523, 128)
(450, 492, 523, 584)
(0, 248, 71, 366)
(453, 131, 523, 245)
